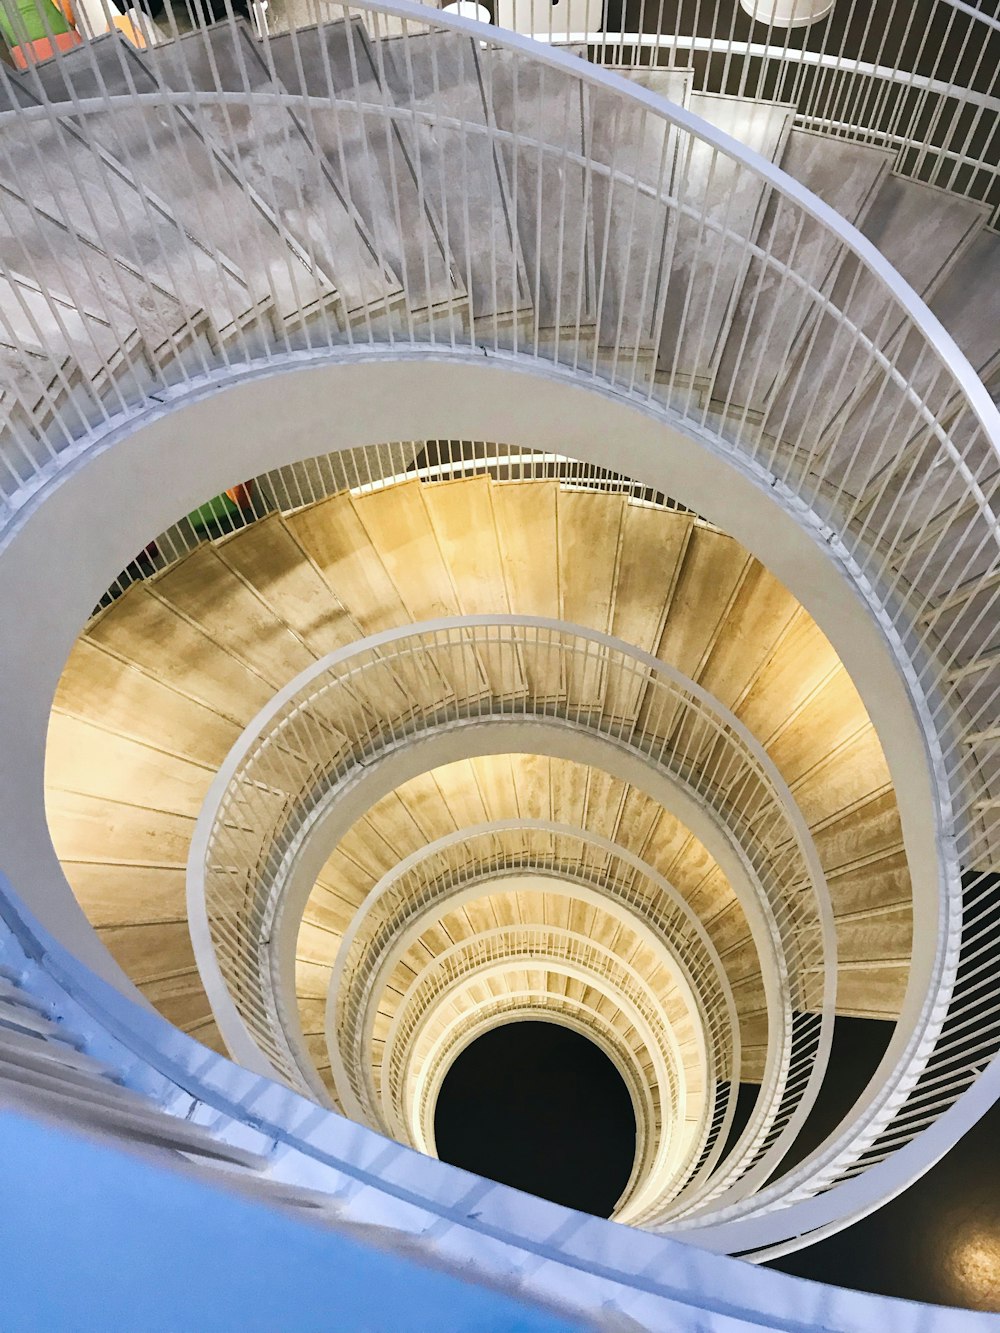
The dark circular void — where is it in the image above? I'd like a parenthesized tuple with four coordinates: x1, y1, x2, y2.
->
(433, 1021, 637, 1217)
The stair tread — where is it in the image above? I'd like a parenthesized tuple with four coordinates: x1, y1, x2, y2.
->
(0, 209, 168, 397)
(927, 229, 1000, 377)
(658, 93, 796, 378)
(423, 477, 530, 698)
(51, 494, 916, 1042)
(27, 32, 332, 333)
(350, 480, 488, 699)
(13, 32, 134, 102)
(766, 173, 989, 450)
(86, 582, 274, 723)
(215, 513, 366, 659)
(55, 634, 240, 769)
(859, 174, 988, 300)
(859, 384, 1000, 562)
(265, 21, 464, 317)
(590, 68, 693, 350)
(486, 50, 597, 327)
(714, 129, 894, 408)
(148, 23, 393, 321)
(381, 30, 530, 321)
(150, 543, 316, 691)
(0, 75, 251, 345)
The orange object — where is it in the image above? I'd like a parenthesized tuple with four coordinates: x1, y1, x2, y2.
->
(225, 482, 254, 510)
(12, 28, 81, 67)
(110, 12, 145, 45)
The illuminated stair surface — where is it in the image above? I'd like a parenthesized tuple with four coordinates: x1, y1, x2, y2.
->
(0, 1, 998, 1324)
(48, 481, 910, 1067)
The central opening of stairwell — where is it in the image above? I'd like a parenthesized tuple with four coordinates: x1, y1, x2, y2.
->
(433, 1020, 637, 1217)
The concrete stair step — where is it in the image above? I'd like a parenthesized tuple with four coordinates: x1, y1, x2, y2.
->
(0, 355, 164, 504)
(713, 129, 894, 412)
(133, 24, 340, 324)
(13, 30, 137, 102)
(848, 231, 1000, 580)
(486, 49, 597, 328)
(926, 228, 1000, 380)
(22, 32, 326, 338)
(590, 68, 692, 352)
(264, 21, 464, 316)
(44, 464, 917, 1058)
(826, 198, 993, 477)
(149, 22, 394, 321)
(0, 176, 181, 394)
(380, 30, 531, 322)
(767, 174, 989, 461)
(657, 94, 796, 383)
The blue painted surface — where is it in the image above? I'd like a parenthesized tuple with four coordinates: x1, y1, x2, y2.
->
(0, 1108, 587, 1333)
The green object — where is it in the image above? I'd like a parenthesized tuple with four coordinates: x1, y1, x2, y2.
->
(186, 492, 242, 534)
(0, 0, 72, 47)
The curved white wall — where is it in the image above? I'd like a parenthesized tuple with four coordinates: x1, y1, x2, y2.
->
(1, 349, 943, 1096)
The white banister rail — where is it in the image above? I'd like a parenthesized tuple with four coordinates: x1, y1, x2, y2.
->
(0, 0, 996, 1261)
(484, 0, 1000, 224)
(3, 869, 997, 1328)
(91, 440, 695, 611)
(188, 616, 834, 1238)
(328, 822, 743, 1222)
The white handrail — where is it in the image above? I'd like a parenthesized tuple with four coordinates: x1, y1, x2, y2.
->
(2, 869, 995, 1330)
(0, 0, 997, 1261)
(328, 822, 742, 1220)
(188, 615, 834, 1239)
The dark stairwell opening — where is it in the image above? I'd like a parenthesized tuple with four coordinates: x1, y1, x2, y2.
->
(434, 1021, 637, 1218)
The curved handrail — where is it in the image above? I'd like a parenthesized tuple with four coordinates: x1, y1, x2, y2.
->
(188, 615, 834, 1236)
(325, 822, 743, 1216)
(326, 839, 736, 1220)
(91, 441, 693, 611)
(412, 994, 654, 1210)
(2, 867, 995, 1330)
(492, 0, 1000, 222)
(2, 3, 998, 451)
(0, 0, 996, 1260)
(381, 924, 698, 1208)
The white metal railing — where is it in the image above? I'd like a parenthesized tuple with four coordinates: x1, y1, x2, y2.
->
(488, 0, 1000, 226)
(381, 924, 698, 1208)
(3, 872, 995, 1329)
(0, 0, 995, 1253)
(190, 616, 834, 1227)
(1, 0, 997, 884)
(39, 0, 996, 221)
(327, 826, 742, 1220)
(331, 832, 734, 1113)
(93, 440, 694, 610)
(1, 2, 995, 895)
(411, 991, 655, 1211)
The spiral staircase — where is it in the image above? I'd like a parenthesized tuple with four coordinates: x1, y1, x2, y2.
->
(0, 0, 998, 1324)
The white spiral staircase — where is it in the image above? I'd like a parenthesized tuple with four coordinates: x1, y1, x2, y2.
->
(0, 0, 998, 1323)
